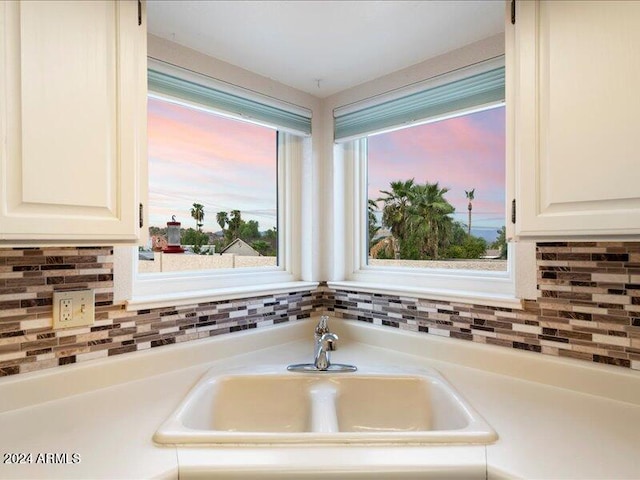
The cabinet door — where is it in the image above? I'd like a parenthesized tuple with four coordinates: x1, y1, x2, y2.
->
(0, 0, 146, 244)
(515, 0, 640, 238)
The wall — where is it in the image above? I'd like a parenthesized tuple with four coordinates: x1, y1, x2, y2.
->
(321, 242, 640, 371)
(1, 241, 639, 377)
(0, 247, 319, 377)
(2, 34, 638, 377)
(138, 253, 277, 273)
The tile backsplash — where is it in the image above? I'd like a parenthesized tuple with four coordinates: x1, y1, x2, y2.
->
(321, 242, 640, 371)
(0, 247, 318, 377)
(1, 242, 639, 377)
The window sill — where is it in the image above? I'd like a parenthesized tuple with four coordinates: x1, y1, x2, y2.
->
(124, 281, 319, 311)
(326, 280, 524, 310)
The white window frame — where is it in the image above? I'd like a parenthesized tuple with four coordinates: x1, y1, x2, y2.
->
(114, 64, 316, 310)
(329, 65, 536, 309)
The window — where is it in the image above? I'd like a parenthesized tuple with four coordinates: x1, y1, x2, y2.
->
(114, 60, 315, 309)
(331, 58, 536, 307)
(367, 105, 507, 271)
(142, 95, 279, 273)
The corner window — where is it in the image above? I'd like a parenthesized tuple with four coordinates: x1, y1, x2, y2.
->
(331, 58, 536, 307)
(114, 60, 315, 309)
(367, 105, 507, 271)
(142, 95, 279, 273)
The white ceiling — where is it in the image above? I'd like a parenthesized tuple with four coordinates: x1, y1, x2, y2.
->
(147, 1, 505, 98)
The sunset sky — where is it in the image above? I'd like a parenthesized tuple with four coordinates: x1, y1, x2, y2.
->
(368, 106, 506, 240)
(147, 96, 277, 231)
(148, 98, 505, 240)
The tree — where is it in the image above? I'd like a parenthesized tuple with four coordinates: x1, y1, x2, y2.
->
(190, 203, 205, 231)
(444, 235, 487, 259)
(449, 221, 468, 247)
(465, 188, 475, 236)
(239, 220, 260, 241)
(378, 179, 415, 259)
(492, 226, 507, 259)
(263, 227, 277, 241)
(262, 227, 277, 256)
(181, 228, 209, 254)
(216, 211, 228, 232)
(227, 210, 242, 242)
(251, 240, 270, 255)
(409, 182, 455, 259)
(367, 199, 380, 249)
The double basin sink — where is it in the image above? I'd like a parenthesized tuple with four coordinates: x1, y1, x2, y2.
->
(154, 365, 497, 445)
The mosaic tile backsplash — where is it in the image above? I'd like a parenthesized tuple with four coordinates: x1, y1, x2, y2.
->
(0, 242, 639, 377)
(0, 247, 317, 377)
(321, 242, 640, 371)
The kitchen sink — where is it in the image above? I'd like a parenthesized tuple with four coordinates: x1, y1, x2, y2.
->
(154, 365, 497, 445)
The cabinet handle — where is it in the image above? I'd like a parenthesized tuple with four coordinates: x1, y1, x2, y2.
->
(511, 199, 516, 224)
(138, 0, 142, 26)
(139, 203, 144, 228)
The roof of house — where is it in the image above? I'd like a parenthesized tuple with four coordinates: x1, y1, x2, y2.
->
(219, 238, 260, 256)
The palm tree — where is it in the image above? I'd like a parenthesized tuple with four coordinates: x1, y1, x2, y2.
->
(465, 188, 475, 236)
(190, 203, 205, 231)
(216, 211, 228, 231)
(409, 182, 455, 259)
(367, 199, 380, 250)
(378, 179, 415, 259)
(227, 210, 242, 241)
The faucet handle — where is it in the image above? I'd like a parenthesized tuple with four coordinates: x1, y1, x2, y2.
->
(315, 315, 330, 336)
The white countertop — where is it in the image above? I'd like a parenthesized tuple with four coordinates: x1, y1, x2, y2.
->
(1, 319, 639, 479)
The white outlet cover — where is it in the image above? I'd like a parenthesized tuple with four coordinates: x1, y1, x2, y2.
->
(52, 289, 95, 329)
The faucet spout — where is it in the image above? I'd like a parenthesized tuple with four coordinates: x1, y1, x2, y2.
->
(314, 332, 338, 370)
(286, 317, 356, 373)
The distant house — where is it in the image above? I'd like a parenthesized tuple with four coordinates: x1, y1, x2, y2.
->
(150, 235, 168, 252)
(220, 238, 260, 256)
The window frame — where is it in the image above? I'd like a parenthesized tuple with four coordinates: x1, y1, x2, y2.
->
(329, 61, 536, 309)
(114, 63, 316, 310)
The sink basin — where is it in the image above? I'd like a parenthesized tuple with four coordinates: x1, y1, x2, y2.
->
(154, 366, 497, 445)
(182, 375, 314, 433)
(335, 376, 467, 433)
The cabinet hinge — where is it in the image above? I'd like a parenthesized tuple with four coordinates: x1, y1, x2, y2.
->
(511, 199, 516, 224)
(137, 0, 142, 26)
(511, 0, 516, 24)
(139, 203, 144, 228)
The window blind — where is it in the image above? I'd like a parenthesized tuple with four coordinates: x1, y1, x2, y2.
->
(334, 66, 505, 142)
(148, 69, 312, 136)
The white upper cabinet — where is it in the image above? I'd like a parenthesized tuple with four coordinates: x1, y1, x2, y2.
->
(513, 0, 640, 238)
(0, 0, 146, 245)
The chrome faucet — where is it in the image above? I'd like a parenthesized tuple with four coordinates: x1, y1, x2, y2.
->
(314, 315, 334, 349)
(314, 332, 338, 370)
(287, 316, 357, 373)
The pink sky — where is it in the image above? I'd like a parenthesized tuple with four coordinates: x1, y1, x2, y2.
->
(148, 98, 505, 240)
(368, 106, 505, 239)
(147, 96, 277, 231)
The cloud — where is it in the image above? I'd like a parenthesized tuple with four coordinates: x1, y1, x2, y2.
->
(368, 106, 506, 228)
(147, 97, 506, 232)
(147, 97, 277, 230)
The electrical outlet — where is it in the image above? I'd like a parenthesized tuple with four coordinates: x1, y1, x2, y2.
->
(52, 290, 95, 329)
(60, 299, 72, 322)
